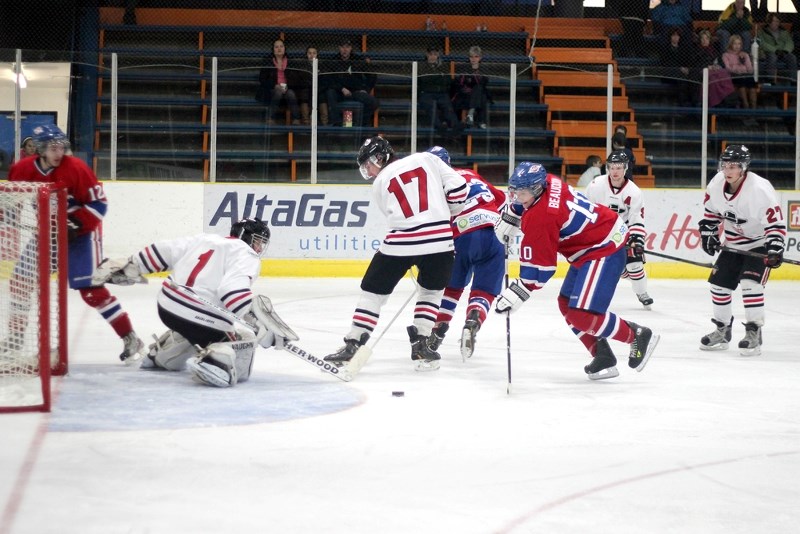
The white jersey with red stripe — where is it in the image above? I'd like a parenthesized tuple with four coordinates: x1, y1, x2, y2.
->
(584, 174, 646, 241)
(703, 171, 786, 250)
(134, 233, 260, 318)
(373, 151, 468, 256)
(451, 167, 505, 237)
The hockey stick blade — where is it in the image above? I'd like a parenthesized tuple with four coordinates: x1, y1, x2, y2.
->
(720, 246, 800, 267)
(344, 345, 372, 376)
(644, 249, 713, 268)
(281, 340, 353, 382)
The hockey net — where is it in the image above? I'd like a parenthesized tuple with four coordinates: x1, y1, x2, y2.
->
(0, 182, 68, 413)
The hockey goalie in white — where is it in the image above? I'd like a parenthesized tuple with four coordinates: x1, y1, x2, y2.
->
(92, 218, 298, 387)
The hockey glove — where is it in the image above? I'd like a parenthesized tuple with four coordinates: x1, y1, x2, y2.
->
(67, 216, 82, 241)
(698, 219, 720, 256)
(495, 280, 531, 314)
(627, 234, 645, 257)
(764, 238, 784, 268)
(494, 206, 522, 244)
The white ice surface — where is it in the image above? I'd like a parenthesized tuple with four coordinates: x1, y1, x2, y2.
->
(1, 277, 799, 534)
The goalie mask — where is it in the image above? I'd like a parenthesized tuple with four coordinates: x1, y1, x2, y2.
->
(357, 136, 394, 180)
(231, 218, 271, 257)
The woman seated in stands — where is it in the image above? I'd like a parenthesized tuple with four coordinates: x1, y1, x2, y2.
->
(451, 45, 493, 129)
(721, 34, 758, 109)
(697, 29, 737, 108)
(257, 38, 302, 125)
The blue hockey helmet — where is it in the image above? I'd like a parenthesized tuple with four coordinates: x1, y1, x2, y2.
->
(231, 218, 271, 257)
(426, 145, 451, 166)
(32, 124, 70, 153)
(508, 162, 548, 201)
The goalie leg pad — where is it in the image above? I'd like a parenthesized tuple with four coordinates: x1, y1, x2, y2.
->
(148, 330, 197, 371)
(188, 344, 238, 388)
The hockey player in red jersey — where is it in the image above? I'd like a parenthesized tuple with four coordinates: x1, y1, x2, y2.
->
(3, 124, 144, 364)
(424, 146, 506, 360)
(698, 144, 786, 356)
(324, 136, 468, 371)
(493, 162, 659, 380)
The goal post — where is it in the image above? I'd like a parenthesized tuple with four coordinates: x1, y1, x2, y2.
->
(0, 182, 68, 413)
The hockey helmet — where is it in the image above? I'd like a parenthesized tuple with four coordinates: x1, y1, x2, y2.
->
(719, 144, 751, 173)
(231, 218, 271, 256)
(357, 136, 394, 180)
(426, 145, 451, 166)
(606, 150, 629, 172)
(32, 124, 70, 153)
(508, 162, 548, 203)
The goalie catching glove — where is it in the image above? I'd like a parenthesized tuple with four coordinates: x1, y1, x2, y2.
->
(494, 205, 522, 244)
(92, 256, 148, 286)
(495, 280, 531, 314)
(698, 219, 721, 256)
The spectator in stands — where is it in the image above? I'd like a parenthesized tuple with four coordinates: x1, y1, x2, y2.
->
(19, 136, 35, 159)
(650, 0, 694, 45)
(257, 38, 302, 126)
(658, 27, 701, 107)
(577, 154, 602, 188)
(296, 45, 318, 125)
(759, 13, 797, 84)
(717, 0, 754, 54)
(322, 38, 378, 127)
(697, 29, 738, 107)
(722, 34, 758, 109)
(418, 44, 460, 132)
(451, 45, 493, 129)
(611, 132, 636, 181)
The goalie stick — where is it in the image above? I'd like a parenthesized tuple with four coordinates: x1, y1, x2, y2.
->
(721, 246, 800, 267)
(161, 280, 350, 382)
(644, 249, 714, 268)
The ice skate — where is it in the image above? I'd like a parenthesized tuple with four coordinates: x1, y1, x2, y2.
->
(699, 318, 732, 351)
(637, 292, 654, 310)
(738, 322, 762, 357)
(584, 338, 619, 380)
(427, 322, 449, 351)
(627, 322, 659, 372)
(324, 333, 369, 367)
(120, 332, 145, 365)
(460, 309, 481, 361)
(408, 326, 440, 371)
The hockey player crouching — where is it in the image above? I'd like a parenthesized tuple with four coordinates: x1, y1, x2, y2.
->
(494, 162, 659, 380)
(93, 218, 298, 387)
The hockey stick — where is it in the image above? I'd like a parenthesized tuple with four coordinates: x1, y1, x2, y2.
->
(504, 238, 512, 395)
(720, 246, 800, 267)
(344, 271, 419, 376)
(644, 249, 714, 269)
(162, 279, 349, 382)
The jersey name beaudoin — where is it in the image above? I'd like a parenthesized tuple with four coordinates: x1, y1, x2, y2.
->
(547, 178, 562, 210)
(209, 192, 369, 228)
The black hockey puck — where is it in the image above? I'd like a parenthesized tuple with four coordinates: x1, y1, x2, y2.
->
(391, 391, 405, 397)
